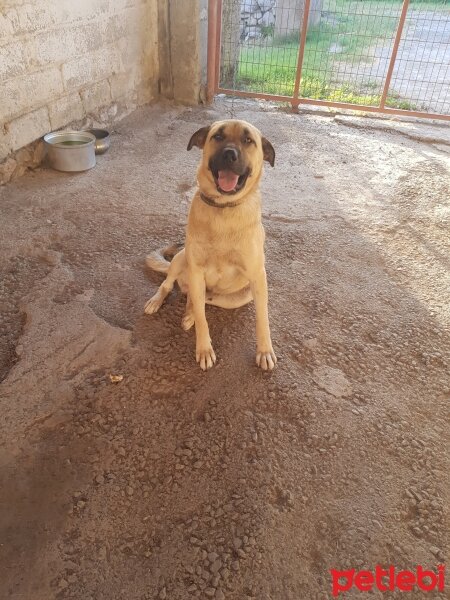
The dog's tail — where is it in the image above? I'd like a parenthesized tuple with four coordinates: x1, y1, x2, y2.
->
(145, 243, 183, 274)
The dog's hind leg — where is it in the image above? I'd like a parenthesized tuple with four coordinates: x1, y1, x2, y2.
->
(181, 294, 195, 331)
(144, 249, 186, 315)
(144, 277, 174, 315)
(181, 287, 252, 330)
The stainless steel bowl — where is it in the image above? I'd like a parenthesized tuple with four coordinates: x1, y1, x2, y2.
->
(87, 128, 111, 155)
(44, 130, 96, 172)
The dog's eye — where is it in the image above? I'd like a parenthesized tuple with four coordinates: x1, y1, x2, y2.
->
(213, 134, 224, 142)
(244, 137, 253, 144)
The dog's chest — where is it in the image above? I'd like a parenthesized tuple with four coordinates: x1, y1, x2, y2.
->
(203, 248, 247, 291)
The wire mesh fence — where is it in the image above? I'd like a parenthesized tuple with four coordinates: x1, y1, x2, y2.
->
(391, 1, 450, 113)
(217, 0, 450, 117)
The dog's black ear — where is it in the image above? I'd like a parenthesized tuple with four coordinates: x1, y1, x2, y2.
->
(261, 137, 275, 167)
(187, 126, 211, 151)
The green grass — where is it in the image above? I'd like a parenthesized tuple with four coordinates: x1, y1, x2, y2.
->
(375, 0, 449, 6)
(234, 0, 448, 109)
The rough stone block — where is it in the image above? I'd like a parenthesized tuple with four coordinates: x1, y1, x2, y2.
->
(48, 93, 84, 130)
(34, 22, 104, 66)
(0, 40, 30, 82)
(3, 7, 20, 36)
(14, 145, 34, 166)
(1, 67, 64, 122)
(62, 46, 121, 90)
(0, 157, 17, 185)
(33, 139, 46, 165)
(13, 3, 57, 35)
(80, 80, 112, 113)
(0, 129, 12, 162)
(59, 0, 110, 22)
(10, 163, 27, 181)
(136, 78, 155, 105)
(0, 10, 14, 43)
(109, 70, 137, 101)
(8, 107, 51, 152)
(104, 14, 128, 44)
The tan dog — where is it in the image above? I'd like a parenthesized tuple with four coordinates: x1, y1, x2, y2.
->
(144, 119, 276, 371)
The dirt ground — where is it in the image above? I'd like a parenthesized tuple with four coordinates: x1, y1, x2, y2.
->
(0, 101, 449, 600)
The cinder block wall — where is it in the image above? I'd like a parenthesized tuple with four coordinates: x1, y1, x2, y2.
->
(0, 0, 160, 182)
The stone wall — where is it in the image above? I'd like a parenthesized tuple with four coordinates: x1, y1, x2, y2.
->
(274, 0, 323, 37)
(0, 0, 207, 185)
(240, 0, 323, 41)
(240, 0, 276, 41)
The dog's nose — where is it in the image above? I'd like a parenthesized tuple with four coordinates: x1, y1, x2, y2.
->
(223, 147, 238, 163)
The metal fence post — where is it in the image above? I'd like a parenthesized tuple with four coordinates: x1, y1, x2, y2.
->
(292, 0, 312, 108)
(380, 0, 410, 109)
(215, 0, 223, 96)
(207, 0, 223, 103)
(207, 0, 218, 102)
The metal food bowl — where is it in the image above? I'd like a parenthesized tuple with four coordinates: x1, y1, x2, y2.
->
(44, 130, 96, 172)
(87, 128, 111, 155)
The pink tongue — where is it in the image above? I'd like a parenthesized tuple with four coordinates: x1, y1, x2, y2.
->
(218, 170, 239, 192)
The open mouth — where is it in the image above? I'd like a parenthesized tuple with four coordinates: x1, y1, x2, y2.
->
(212, 168, 250, 195)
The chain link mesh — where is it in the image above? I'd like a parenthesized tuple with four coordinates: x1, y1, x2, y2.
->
(218, 0, 450, 115)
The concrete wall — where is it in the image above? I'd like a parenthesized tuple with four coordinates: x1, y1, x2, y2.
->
(157, 0, 208, 105)
(0, 0, 206, 184)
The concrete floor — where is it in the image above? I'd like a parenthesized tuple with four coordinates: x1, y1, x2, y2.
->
(0, 101, 449, 599)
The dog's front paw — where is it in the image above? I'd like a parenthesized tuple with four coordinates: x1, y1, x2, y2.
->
(196, 344, 216, 371)
(256, 347, 277, 371)
(144, 293, 163, 315)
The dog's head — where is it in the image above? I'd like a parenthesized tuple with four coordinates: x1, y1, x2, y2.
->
(187, 120, 275, 199)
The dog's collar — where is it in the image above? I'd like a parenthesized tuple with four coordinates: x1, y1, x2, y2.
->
(200, 192, 241, 209)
